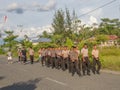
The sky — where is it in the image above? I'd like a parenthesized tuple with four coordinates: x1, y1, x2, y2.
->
(0, 0, 120, 44)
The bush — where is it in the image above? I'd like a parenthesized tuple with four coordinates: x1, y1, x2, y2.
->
(0, 48, 5, 54)
(99, 47, 120, 71)
(64, 37, 73, 48)
(100, 47, 120, 56)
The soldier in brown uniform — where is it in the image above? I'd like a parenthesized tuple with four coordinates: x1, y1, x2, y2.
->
(61, 46, 69, 71)
(21, 47, 27, 64)
(76, 47, 81, 73)
(56, 47, 62, 69)
(17, 48, 22, 62)
(45, 47, 51, 67)
(81, 44, 90, 76)
(50, 48, 56, 68)
(28, 47, 34, 64)
(92, 45, 101, 74)
(54, 48, 59, 69)
(69, 46, 81, 76)
(41, 48, 46, 66)
(38, 48, 42, 61)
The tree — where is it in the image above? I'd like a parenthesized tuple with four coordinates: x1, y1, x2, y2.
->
(22, 40, 32, 48)
(52, 9, 65, 35)
(51, 34, 64, 45)
(24, 34, 29, 41)
(21, 34, 33, 48)
(64, 37, 73, 48)
(42, 31, 50, 38)
(3, 31, 18, 49)
(65, 8, 72, 39)
(52, 9, 81, 44)
(98, 18, 120, 36)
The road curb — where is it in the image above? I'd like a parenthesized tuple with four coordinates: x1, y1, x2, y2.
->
(101, 70, 120, 75)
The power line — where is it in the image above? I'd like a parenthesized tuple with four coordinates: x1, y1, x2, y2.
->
(78, 0, 117, 18)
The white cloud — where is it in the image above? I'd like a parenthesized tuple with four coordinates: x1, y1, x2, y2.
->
(45, 0, 56, 10)
(88, 16, 98, 25)
(32, 2, 41, 7)
(14, 25, 53, 39)
(7, 3, 18, 9)
(4, 0, 56, 14)
(37, 0, 56, 11)
(6, 3, 24, 14)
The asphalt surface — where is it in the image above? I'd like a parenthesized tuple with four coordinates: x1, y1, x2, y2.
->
(0, 55, 120, 90)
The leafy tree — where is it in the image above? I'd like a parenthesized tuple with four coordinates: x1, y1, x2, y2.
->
(42, 31, 50, 38)
(3, 31, 18, 49)
(52, 9, 65, 35)
(24, 34, 29, 41)
(64, 37, 73, 48)
(51, 34, 64, 45)
(98, 18, 120, 35)
(65, 8, 72, 39)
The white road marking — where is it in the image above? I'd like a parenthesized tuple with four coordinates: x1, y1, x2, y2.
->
(45, 77, 67, 86)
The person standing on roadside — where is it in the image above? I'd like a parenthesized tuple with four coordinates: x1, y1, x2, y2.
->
(21, 47, 27, 64)
(17, 48, 22, 62)
(92, 45, 101, 74)
(61, 46, 70, 71)
(38, 48, 42, 61)
(69, 46, 81, 76)
(7, 49, 13, 64)
(81, 44, 91, 76)
(29, 47, 34, 64)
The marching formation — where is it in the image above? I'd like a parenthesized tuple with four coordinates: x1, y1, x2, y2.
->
(15, 44, 101, 76)
(38, 44, 101, 76)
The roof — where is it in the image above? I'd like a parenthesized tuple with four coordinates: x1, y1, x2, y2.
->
(108, 35, 118, 40)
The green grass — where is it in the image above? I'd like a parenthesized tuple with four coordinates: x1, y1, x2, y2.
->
(101, 56, 120, 71)
(99, 47, 120, 71)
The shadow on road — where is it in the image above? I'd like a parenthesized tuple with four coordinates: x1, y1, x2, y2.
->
(0, 78, 42, 90)
(0, 76, 5, 80)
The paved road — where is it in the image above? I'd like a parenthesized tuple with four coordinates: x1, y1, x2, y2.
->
(0, 56, 120, 90)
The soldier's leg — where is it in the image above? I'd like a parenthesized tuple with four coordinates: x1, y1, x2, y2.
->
(51, 57, 55, 69)
(45, 56, 47, 66)
(23, 56, 26, 63)
(96, 60, 101, 74)
(68, 59, 71, 73)
(82, 61, 86, 75)
(61, 58, 65, 71)
(58, 57, 61, 69)
(71, 62, 75, 76)
(56, 57, 60, 69)
(53, 57, 56, 68)
(66, 58, 69, 70)
(92, 58, 97, 74)
(55, 57, 57, 69)
(46, 56, 49, 67)
(86, 57, 91, 75)
(78, 59, 81, 74)
(30, 55, 32, 64)
(18, 56, 20, 62)
(64, 59, 67, 70)
(48, 56, 51, 67)
(32, 56, 34, 64)
(43, 56, 45, 66)
(75, 60, 81, 76)
(41, 56, 44, 66)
